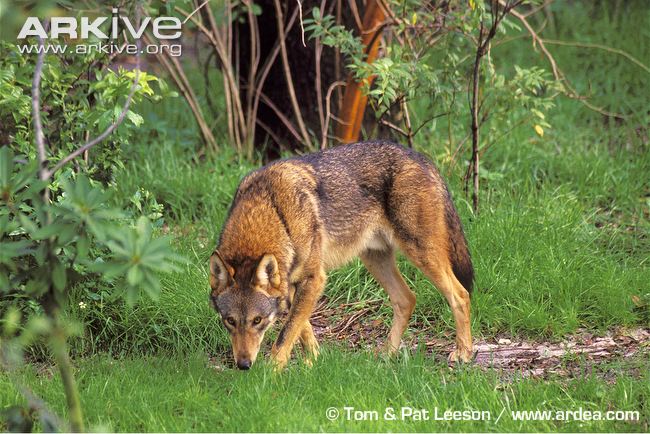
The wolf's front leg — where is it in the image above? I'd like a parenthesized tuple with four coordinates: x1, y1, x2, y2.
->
(271, 270, 325, 370)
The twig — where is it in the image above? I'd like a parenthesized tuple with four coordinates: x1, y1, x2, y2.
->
(243, 0, 261, 154)
(256, 118, 285, 147)
(273, 0, 313, 148)
(543, 39, 650, 75)
(504, 1, 626, 119)
(321, 80, 347, 149)
(379, 118, 408, 137)
(468, 17, 484, 213)
(177, 1, 247, 150)
(296, 0, 306, 47)
(314, 0, 327, 148)
(466, 0, 524, 213)
(258, 91, 304, 143)
(335, 0, 343, 110)
(251, 7, 300, 147)
(31, 25, 47, 184)
(347, 0, 364, 31)
(400, 99, 413, 148)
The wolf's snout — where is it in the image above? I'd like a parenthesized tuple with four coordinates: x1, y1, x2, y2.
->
(236, 359, 252, 370)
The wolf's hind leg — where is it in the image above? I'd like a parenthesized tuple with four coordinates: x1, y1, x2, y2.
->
(360, 249, 416, 354)
(402, 248, 473, 362)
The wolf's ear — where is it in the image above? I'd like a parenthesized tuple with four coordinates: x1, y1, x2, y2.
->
(254, 254, 280, 289)
(209, 250, 233, 295)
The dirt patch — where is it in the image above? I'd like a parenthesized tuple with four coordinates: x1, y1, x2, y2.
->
(311, 299, 650, 380)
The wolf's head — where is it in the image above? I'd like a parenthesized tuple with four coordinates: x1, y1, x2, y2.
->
(209, 251, 287, 370)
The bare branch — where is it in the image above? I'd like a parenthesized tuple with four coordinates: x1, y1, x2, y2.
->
(321, 80, 347, 149)
(31, 22, 48, 182)
(258, 92, 304, 144)
(346, 0, 364, 31)
(296, 0, 306, 47)
(314, 0, 327, 146)
(543, 39, 650, 75)
(400, 99, 413, 148)
(504, 1, 627, 119)
(379, 118, 409, 137)
(251, 7, 300, 145)
(273, 0, 313, 148)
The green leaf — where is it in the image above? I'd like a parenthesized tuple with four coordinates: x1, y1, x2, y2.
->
(0, 271, 9, 292)
(126, 264, 143, 286)
(32, 222, 69, 240)
(126, 110, 143, 127)
(18, 213, 37, 235)
(76, 235, 89, 261)
(52, 260, 67, 291)
(142, 271, 161, 301)
(0, 146, 14, 188)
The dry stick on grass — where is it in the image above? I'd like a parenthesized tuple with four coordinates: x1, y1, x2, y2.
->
(273, 0, 313, 149)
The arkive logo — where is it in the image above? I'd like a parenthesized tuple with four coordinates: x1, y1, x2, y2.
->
(17, 9, 182, 40)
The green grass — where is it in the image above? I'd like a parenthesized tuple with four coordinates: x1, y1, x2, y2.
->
(2, 351, 648, 432)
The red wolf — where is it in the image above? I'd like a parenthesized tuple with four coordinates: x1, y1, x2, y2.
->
(210, 141, 474, 370)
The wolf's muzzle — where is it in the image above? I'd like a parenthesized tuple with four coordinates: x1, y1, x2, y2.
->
(237, 359, 252, 370)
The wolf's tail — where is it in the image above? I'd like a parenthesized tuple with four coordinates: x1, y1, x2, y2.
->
(444, 198, 474, 294)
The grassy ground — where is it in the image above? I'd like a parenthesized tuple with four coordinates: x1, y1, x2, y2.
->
(2, 351, 649, 432)
(2, 1, 649, 432)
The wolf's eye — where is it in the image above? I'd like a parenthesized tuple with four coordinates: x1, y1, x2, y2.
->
(253, 316, 262, 325)
(226, 317, 236, 326)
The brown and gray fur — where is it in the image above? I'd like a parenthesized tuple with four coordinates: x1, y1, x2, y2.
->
(210, 141, 474, 370)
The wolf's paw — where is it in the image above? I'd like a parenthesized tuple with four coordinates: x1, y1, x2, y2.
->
(448, 348, 476, 364)
(381, 340, 401, 357)
(271, 358, 288, 372)
(303, 347, 319, 368)
(271, 350, 289, 372)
